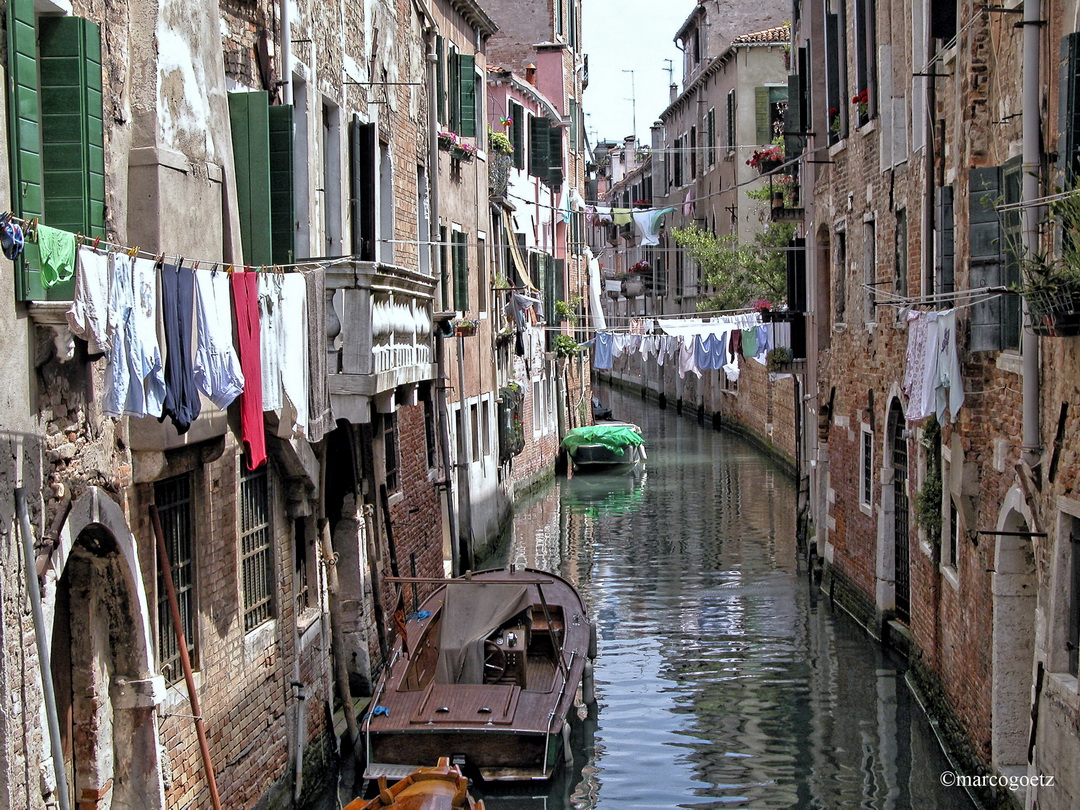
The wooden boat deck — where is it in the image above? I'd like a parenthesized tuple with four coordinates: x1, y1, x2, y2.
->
(363, 568, 592, 781)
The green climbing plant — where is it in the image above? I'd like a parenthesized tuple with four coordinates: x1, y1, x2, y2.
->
(915, 416, 943, 540)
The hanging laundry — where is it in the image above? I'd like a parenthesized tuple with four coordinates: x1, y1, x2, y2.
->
(678, 334, 701, 379)
(193, 269, 245, 409)
(633, 207, 677, 246)
(259, 272, 284, 411)
(593, 332, 614, 369)
(278, 273, 309, 437)
(132, 256, 167, 418)
(903, 310, 940, 422)
(709, 331, 729, 370)
(159, 260, 202, 433)
(612, 208, 632, 227)
(729, 328, 742, 359)
(102, 253, 135, 418)
(694, 334, 711, 371)
(683, 188, 695, 217)
(36, 224, 77, 288)
(935, 309, 965, 424)
(66, 245, 112, 355)
(595, 206, 613, 225)
(305, 267, 333, 442)
(741, 327, 758, 358)
(232, 270, 266, 469)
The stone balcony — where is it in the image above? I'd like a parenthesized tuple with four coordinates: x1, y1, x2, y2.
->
(326, 260, 438, 424)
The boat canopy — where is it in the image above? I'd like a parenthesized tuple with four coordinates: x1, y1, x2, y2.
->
(560, 424, 644, 454)
(435, 584, 532, 684)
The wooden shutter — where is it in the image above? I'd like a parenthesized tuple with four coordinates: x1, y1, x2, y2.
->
(268, 104, 294, 265)
(547, 123, 564, 188)
(8, 0, 41, 299)
(1059, 34, 1080, 182)
(787, 236, 808, 312)
(447, 45, 461, 132)
(935, 185, 955, 295)
(510, 101, 524, 169)
(707, 108, 716, 165)
(228, 91, 273, 265)
(785, 72, 803, 162)
(436, 36, 446, 125)
(726, 90, 736, 150)
(969, 168, 1005, 352)
(351, 117, 376, 261)
(826, 13, 842, 137)
(755, 86, 771, 144)
(453, 230, 469, 311)
(529, 115, 548, 179)
(458, 54, 476, 137)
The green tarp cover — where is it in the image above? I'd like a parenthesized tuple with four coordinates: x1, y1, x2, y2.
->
(561, 424, 644, 453)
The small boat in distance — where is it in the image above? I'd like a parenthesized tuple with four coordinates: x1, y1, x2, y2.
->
(561, 422, 646, 473)
(344, 757, 483, 809)
(362, 567, 596, 782)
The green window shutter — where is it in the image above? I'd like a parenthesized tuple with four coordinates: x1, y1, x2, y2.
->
(228, 91, 273, 266)
(1059, 34, 1080, 182)
(546, 122, 563, 187)
(350, 117, 377, 261)
(529, 115, 549, 179)
(458, 54, 476, 137)
(969, 167, 1005, 352)
(707, 108, 716, 165)
(453, 230, 469, 311)
(510, 101, 524, 169)
(785, 71, 804, 162)
(8, 0, 42, 300)
(268, 104, 294, 265)
(447, 45, 461, 133)
(726, 90, 736, 149)
(436, 36, 447, 125)
(755, 86, 771, 144)
(439, 223, 449, 311)
(569, 99, 578, 152)
(935, 185, 955, 296)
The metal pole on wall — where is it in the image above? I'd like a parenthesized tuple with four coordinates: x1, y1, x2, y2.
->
(149, 506, 222, 810)
(15, 488, 71, 810)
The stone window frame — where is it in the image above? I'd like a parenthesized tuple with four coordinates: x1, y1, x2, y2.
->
(154, 471, 200, 687)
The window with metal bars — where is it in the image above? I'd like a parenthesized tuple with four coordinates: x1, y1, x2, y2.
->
(155, 474, 197, 684)
(860, 427, 873, 508)
(240, 459, 274, 632)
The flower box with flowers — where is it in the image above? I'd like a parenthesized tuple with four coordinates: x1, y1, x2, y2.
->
(451, 142, 477, 162)
(452, 318, 479, 336)
(438, 130, 460, 150)
(851, 89, 869, 121)
(747, 145, 784, 173)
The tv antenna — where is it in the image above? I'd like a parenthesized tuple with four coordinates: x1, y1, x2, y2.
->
(664, 58, 674, 87)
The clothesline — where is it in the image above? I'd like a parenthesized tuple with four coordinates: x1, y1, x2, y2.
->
(4, 212, 360, 275)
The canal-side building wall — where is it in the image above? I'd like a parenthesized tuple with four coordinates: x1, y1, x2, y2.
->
(791, 0, 1080, 804)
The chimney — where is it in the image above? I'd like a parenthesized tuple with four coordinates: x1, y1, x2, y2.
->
(525, 64, 537, 86)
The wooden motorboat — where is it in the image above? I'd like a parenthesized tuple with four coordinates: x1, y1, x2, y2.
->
(560, 422, 646, 473)
(362, 567, 596, 782)
(344, 757, 483, 809)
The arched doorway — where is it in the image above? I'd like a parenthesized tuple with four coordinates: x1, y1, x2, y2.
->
(49, 488, 166, 810)
(888, 401, 911, 623)
(991, 493, 1037, 772)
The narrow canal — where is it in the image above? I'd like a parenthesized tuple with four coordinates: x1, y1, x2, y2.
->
(473, 384, 971, 810)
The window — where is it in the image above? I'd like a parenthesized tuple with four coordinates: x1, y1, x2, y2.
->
(1062, 34, 1080, 183)
(8, 4, 105, 300)
(155, 474, 197, 685)
(755, 86, 788, 144)
(294, 518, 315, 617)
(944, 497, 959, 571)
(439, 223, 450, 311)
(424, 397, 437, 469)
(673, 136, 684, 186)
(477, 233, 488, 313)
(240, 460, 274, 632)
(689, 126, 697, 179)
(382, 413, 400, 492)
(229, 91, 295, 265)
(825, 5, 847, 142)
(528, 116, 563, 188)
(436, 36, 447, 124)
(726, 89, 736, 151)
(835, 230, 847, 323)
(482, 398, 492, 457)
(864, 220, 876, 323)
(895, 209, 908, 298)
(707, 108, 716, 166)
(470, 403, 480, 463)
(321, 100, 342, 257)
(448, 49, 479, 138)
(569, 99, 580, 153)
(969, 161, 1022, 351)
(930, 0, 957, 42)
(532, 379, 542, 432)
(860, 428, 874, 508)
(510, 103, 525, 169)
(452, 227, 469, 312)
(854, 0, 878, 126)
(350, 116, 376, 260)
(934, 186, 953, 299)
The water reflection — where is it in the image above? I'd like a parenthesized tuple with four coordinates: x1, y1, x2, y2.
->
(478, 386, 969, 810)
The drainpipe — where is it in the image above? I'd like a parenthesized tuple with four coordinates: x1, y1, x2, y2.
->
(291, 681, 307, 803)
(455, 336, 475, 572)
(279, 0, 292, 105)
(15, 489, 71, 810)
(1020, 0, 1041, 468)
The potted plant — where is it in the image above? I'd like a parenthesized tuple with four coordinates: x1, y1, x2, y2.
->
(438, 130, 459, 150)
(452, 317, 479, 336)
(747, 144, 784, 173)
(1017, 188, 1080, 337)
(553, 333, 581, 357)
(451, 141, 477, 162)
(554, 299, 577, 325)
(488, 129, 514, 155)
(766, 346, 793, 372)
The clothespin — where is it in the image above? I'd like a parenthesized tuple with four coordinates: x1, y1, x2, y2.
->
(27, 218, 38, 241)
(128, 245, 139, 258)
(193, 259, 200, 271)
(210, 262, 218, 275)
(225, 264, 234, 275)
(75, 232, 83, 247)
(91, 236, 101, 254)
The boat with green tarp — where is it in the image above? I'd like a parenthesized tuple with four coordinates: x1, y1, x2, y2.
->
(560, 422, 646, 473)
